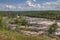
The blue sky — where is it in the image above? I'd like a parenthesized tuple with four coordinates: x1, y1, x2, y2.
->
(0, 0, 60, 11)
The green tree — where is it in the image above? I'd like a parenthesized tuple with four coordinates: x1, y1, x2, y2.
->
(48, 21, 59, 35)
(21, 18, 29, 27)
(15, 16, 30, 28)
(0, 16, 6, 30)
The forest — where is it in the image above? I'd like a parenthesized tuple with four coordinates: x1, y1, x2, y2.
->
(0, 11, 60, 20)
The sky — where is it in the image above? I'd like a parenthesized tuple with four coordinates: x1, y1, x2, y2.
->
(0, 0, 60, 11)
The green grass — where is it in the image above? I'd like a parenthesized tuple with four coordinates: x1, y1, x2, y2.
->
(0, 30, 55, 40)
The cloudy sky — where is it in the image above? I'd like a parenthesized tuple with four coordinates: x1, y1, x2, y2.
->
(0, 0, 60, 11)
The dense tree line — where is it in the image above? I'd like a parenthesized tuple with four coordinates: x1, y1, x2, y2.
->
(21, 11, 60, 20)
(0, 11, 60, 20)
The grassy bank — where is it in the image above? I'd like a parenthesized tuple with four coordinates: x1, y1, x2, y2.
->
(0, 30, 56, 40)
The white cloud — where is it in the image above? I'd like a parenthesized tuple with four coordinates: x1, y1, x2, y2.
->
(26, 0, 60, 10)
(26, 0, 41, 8)
(27, 0, 36, 2)
(41, 0, 60, 10)
(43, 2, 60, 5)
(33, 0, 36, 2)
(0, 0, 60, 11)
(5, 5, 16, 9)
(18, 6, 23, 10)
(0, 4, 24, 11)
